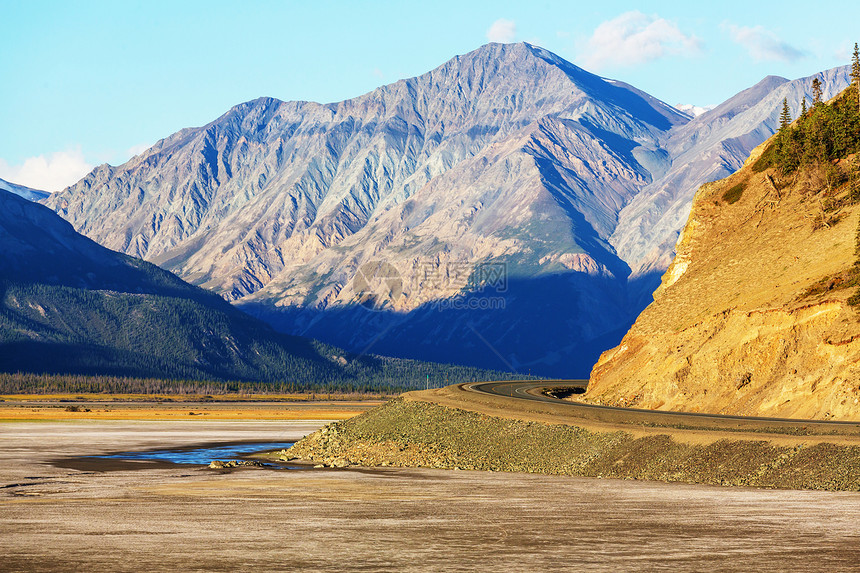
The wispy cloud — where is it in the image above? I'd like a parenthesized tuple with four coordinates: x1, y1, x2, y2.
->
(126, 143, 151, 158)
(725, 24, 806, 62)
(486, 18, 516, 43)
(834, 42, 853, 62)
(0, 148, 93, 192)
(578, 11, 701, 70)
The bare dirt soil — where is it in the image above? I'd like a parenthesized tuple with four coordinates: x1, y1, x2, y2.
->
(588, 154, 860, 420)
(2, 420, 860, 572)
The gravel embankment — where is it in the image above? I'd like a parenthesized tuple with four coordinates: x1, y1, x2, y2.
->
(284, 397, 860, 490)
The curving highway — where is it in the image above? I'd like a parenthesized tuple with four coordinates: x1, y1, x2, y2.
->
(461, 380, 860, 436)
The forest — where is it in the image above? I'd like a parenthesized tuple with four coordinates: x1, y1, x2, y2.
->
(0, 280, 529, 392)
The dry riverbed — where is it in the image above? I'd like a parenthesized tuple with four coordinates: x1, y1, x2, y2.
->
(2, 419, 860, 571)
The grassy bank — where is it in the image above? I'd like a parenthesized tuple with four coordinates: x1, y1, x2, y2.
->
(285, 397, 860, 490)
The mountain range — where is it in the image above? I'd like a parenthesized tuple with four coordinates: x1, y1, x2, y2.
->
(0, 187, 501, 387)
(43, 43, 853, 376)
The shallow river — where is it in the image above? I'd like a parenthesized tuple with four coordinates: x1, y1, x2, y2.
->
(97, 441, 294, 465)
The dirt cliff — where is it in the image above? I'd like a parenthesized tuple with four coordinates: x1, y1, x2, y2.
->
(587, 138, 860, 420)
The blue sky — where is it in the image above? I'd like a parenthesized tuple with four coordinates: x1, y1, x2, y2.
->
(2, 0, 858, 191)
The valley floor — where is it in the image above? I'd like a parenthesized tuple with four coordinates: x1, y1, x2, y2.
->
(0, 397, 381, 422)
(2, 420, 860, 571)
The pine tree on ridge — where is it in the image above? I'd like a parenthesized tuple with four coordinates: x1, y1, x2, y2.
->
(852, 42, 860, 111)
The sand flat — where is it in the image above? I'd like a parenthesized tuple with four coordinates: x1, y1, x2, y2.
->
(2, 420, 860, 571)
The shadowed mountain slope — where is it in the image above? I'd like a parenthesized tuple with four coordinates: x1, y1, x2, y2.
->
(0, 178, 49, 202)
(1, 189, 505, 387)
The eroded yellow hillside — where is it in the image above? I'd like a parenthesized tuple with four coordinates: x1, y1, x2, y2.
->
(587, 146, 860, 420)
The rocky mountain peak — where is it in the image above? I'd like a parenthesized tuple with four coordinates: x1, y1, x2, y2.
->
(43, 44, 853, 376)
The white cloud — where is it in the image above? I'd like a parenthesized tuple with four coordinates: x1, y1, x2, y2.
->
(371, 68, 385, 80)
(834, 42, 853, 62)
(725, 24, 805, 62)
(126, 143, 151, 158)
(486, 18, 516, 43)
(578, 11, 701, 70)
(0, 148, 93, 193)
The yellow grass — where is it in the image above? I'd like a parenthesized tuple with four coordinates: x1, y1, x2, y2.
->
(0, 392, 390, 402)
(0, 401, 382, 421)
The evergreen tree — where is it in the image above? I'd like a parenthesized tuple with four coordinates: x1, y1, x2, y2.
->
(852, 42, 860, 111)
(801, 97, 807, 116)
(812, 78, 823, 106)
(779, 98, 792, 131)
(775, 98, 793, 169)
(757, 83, 860, 175)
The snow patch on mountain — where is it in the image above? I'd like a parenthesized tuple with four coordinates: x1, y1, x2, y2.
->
(674, 103, 715, 117)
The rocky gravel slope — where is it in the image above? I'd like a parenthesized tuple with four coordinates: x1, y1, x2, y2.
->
(284, 395, 860, 491)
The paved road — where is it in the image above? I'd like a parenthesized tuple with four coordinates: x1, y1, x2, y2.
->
(462, 380, 860, 436)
